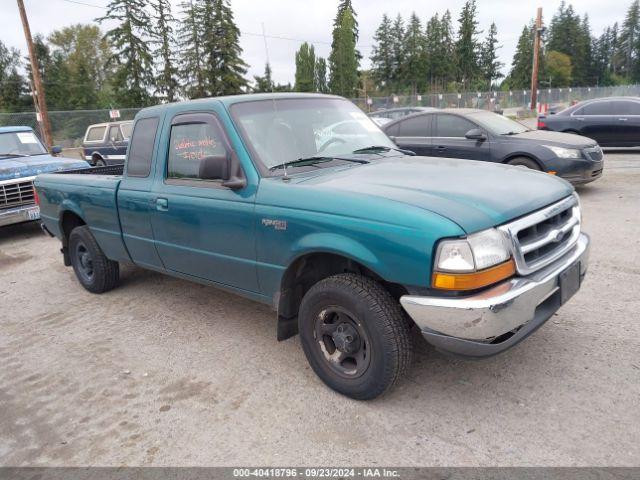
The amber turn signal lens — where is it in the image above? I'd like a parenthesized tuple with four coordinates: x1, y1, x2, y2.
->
(548, 171, 557, 175)
(432, 258, 516, 291)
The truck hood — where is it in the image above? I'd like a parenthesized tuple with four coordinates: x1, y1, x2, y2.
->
(295, 156, 574, 233)
(0, 154, 89, 181)
(506, 129, 597, 147)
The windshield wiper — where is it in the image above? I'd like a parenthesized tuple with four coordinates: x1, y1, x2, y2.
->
(269, 156, 367, 172)
(352, 145, 415, 156)
(0, 152, 28, 157)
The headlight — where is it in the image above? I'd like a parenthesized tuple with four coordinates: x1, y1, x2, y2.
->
(544, 145, 582, 159)
(433, 228, 515, 290)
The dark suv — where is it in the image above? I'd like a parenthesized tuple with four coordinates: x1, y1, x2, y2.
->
(382, 108, 604, 185)
(82, 121, 133, 166)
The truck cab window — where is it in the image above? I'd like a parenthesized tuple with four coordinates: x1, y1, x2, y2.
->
(167, 121, 229, 180)
(126, 117, 159, 177)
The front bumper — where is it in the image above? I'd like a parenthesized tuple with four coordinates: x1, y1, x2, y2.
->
(0, 204, 40, 227)
(559, 160, 603, 185)
(400, 233, 590, 358)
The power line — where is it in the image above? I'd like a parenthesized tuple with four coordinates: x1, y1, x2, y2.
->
(53, 0, 373, 49)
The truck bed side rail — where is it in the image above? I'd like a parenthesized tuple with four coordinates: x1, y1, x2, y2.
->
(57, 164, 124, 176)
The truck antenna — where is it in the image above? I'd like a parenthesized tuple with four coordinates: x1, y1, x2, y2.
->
(261, 22, 287, 179)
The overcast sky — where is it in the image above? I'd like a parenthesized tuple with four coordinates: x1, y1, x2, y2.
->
(1, 0, 628, 86)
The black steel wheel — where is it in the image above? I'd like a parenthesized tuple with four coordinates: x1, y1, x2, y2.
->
(69, 225, 119, 293)
(298, 273, 412, 400)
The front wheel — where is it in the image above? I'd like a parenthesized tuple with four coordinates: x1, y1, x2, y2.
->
(69, 226, 119, 293)
(298, 274, 412, 400)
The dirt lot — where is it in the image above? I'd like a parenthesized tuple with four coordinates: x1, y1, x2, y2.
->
(1, 152, 639, 467)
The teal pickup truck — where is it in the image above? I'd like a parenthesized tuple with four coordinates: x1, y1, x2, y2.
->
(35, 93, 590, 400)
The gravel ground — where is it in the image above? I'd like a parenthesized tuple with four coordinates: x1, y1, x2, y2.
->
(1, 152, 639, 467)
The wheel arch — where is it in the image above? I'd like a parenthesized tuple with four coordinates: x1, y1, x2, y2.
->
(276, 250, 408, 341)
(501, 153, 544, 170)
(59, 209, 87, 265)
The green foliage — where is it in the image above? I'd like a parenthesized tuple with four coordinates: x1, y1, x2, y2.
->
(370, 14, 394, 92)
(150, 0, 179, 102)
(618, 0, 640, 81)
(0, 40, 30, 112)
(98, 0, 155, 107)
(315, 57, 329, 93)
(546, 50, 573, 86)
(480, 22, 504, 89)
(402, 13, 426, 94)
(177, 0, 207, 99)
(455, 0, 482, 89)
(329, 4, 360, 97)
(295, 42, 316, 92)
(504, 22, 534, 90)
(252, 63, 274, 93)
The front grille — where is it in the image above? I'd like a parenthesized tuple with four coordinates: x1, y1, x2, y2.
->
(583, 146, 603, 162)
(498, 195, 581, 275)
(591, 168, 603, 177)
(0, 179, 36, 210)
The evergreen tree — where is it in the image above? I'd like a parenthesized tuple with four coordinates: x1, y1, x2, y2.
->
(177, 0, 206, 99)
(329, 5, 359, 97)
(619, 0, 640, 80)
(390, 14, 405, 92)
(252, 63, 274, 93)
(480, 22, 503, 89)
(455, 0, 482, 89)
(294, 42, 316, 92)
(315, 57, 328, 93)
(150, 0, 179, 102)
(201, 0, 248, 96)
(97, 0, 154, 107)
(370, 14, 394, 93)
(506, 22, 534, 89)
(0, 41, 30, 112)
(402, 13, 426, 94)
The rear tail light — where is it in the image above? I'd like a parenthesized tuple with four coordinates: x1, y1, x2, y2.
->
(537, 119, 547, 129)
(34, 188, 41, 206)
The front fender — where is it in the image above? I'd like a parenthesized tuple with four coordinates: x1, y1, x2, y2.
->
(288, 232, 379, 271)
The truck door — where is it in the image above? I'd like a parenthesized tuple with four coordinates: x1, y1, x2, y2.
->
(117, 115, 165, 270)
(149, 111, 259, 292)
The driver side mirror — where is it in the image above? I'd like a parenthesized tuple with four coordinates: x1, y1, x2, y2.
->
(465, 128, 487, 141)
(198, 154, 246, 190)
(51, 145, 62, 155)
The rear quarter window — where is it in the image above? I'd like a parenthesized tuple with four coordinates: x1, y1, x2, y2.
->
(126, 117, 160, 177)
(86, 126, 106, 142)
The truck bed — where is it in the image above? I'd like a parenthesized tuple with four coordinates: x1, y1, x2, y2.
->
(57, 164, 124, 176)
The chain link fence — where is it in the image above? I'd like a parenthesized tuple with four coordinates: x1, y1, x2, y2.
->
(351, 84, 640, 114)
(0, 108, 141, 148)
(1, 84, 639, 147)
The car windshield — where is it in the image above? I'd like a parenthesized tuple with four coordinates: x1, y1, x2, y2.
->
(230, 97, 396, 173)
(467, 111, 529, 135)
(0, 131, 48, 158)
(120, 122, 133, 139)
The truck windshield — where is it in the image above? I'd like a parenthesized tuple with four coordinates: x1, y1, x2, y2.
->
(120, 122, 133, 139)
(0, 131, 48, 158)
(230, 97, 396, 173)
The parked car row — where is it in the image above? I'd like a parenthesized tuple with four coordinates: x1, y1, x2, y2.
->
(34, 93, 591, 400)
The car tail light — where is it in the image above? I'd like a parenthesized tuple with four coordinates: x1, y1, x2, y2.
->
(537, 118, 547, 129)
(34, 188, 41, 206)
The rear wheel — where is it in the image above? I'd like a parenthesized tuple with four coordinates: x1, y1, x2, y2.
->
(93, 156, 106, 167)
(507, 157, 542, 170)
(69, 226, 119, 293)
(298, 273, 412, 400)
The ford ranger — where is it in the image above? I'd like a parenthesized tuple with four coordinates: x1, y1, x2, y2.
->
(35, 94, 590, 400)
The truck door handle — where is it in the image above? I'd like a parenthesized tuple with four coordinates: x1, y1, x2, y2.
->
(619, 118, 628, 121)
(435, 146, 447, 151)
(156, 198, 169, 211)
(576, 117, 585, 121)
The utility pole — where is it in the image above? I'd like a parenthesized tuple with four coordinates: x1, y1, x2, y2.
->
(530, 7, 543, 111)
(17, 0, 53, 149)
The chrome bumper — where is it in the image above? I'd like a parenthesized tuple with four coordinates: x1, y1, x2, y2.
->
(0, 204, 40, 227)
(400, 233, 590, 358)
